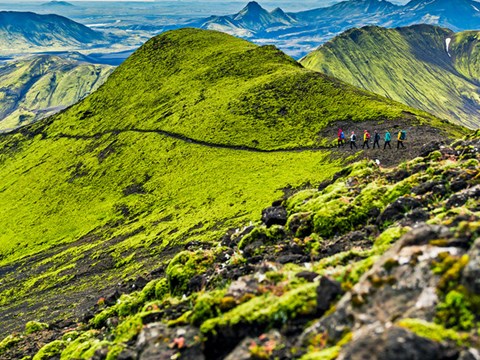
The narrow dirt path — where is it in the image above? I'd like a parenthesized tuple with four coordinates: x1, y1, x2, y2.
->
(54, 128, 334, 153)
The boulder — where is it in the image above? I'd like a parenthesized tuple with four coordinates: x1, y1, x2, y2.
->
(261, 206, 288, 227)
(377, 197, 423, 225)
(316, 276, 343, 313)
(420, 141, 444, 157)
(296, 271, 320, 283)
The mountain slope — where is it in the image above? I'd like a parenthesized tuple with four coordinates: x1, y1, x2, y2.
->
(0, 29, 463, 338)
(2, 133, 479, 359)
(0, 55, 114, 131)
(0, 11, 105, 52)
(301, 25, 480, 128)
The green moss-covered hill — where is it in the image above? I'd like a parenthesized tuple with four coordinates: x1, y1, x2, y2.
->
(2, 131, 479, 360)
(0, 54, 114, 131)
(301, 24, 480, 129)
(0, 28, 462, 339)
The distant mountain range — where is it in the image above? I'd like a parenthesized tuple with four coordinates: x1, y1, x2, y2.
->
(41, 1, 75, 7)
(196, 0, 480, 57)
(0, 11, 106, 53)
(0, 54, 114, 131)
(301, 24, 480, 128)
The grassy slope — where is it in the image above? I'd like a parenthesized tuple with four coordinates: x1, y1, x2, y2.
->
(0, 55, 114, 131)
(0, 28, 461, 333)
(300, 25, 480, 129)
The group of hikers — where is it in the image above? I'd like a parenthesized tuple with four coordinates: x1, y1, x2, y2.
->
(337, 128, 407, 150)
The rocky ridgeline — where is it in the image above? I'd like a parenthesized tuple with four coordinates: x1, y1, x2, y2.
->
(1, 135, 480, 359)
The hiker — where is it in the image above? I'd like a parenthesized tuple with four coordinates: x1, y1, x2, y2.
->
(373, 130, 381, 149)
(337, 128, 345, 148)
(350, 131, 357, 149)
(397, 130, 406, 149)
(384, 130, 392, 149)
(362, 130, 370, 149)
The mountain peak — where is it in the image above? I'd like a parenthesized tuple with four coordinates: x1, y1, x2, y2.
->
(234, 1, 271, 25)
(243, 1, 267, 13)
(270, 7, 286, 16)
(41, 0, 75, 6)
(239, 1, 266, 14)
(245, 1, 263, 10)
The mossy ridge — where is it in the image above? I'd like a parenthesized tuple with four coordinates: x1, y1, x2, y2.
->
(45, 28, 445, 149)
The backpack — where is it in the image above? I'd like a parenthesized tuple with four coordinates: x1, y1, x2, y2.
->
(366, 132, 371, 140)
(400, 130, 407, 140)
(351, 134, 357, 141)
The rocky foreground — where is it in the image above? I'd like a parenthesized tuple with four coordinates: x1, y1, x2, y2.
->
(1, 133, 480, 359)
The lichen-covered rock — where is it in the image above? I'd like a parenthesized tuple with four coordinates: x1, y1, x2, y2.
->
(131, 323, 204, 360)
(224, 330, 285, 360)
(337, 326, 458, 360)
(298, 225, 465, 348)
(446, 185, 480, 209)
(462, 238, 480, 294)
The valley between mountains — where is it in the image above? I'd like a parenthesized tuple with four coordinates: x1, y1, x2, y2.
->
(0, 27, 478, 360)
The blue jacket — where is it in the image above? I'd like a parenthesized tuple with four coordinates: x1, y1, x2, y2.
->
(385, 132, 391, 142)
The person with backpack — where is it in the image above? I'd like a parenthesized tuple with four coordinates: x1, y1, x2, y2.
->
(373, 130, 381, 149)
(337, 128, 345, 148)
(397, 130, 406, 149)
(384, 130, 392, 149)
(350, 131, 357, 149)
(362, 130, 371, 149)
